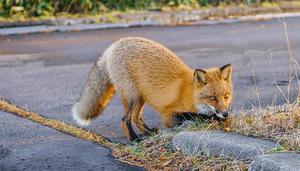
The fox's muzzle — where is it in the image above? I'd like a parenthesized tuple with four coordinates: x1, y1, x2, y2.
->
(215, 111, 229, 119)
(196, 104, 230, 120)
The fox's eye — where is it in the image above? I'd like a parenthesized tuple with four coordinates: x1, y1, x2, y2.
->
(210, 96, 217, 101)
(224, 95, 228, 100)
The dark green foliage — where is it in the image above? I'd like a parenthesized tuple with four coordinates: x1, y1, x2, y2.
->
(0, 0, 277, 17)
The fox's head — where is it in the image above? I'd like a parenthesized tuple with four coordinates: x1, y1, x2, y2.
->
(193, 64, 233, 119)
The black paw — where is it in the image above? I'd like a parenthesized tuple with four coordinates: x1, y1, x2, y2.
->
(129, 133, 139, 142)
(144, 127, 160, 135)
(150, 127, 160, 134)
(132, 137, 143, 143)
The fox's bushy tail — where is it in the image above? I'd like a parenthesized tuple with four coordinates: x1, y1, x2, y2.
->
(72, 57, 115, 126)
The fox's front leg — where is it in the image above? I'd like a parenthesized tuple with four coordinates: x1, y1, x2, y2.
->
(131, 98, 159, 136)
(134, 116, 160, 136)
(161, 114, 178, 128)
(161, 113, 194, 128)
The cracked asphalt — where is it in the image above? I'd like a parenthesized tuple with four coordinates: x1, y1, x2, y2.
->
(0, 16, 300, 170)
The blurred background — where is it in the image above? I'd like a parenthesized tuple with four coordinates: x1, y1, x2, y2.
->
(1, 0, 299, 19)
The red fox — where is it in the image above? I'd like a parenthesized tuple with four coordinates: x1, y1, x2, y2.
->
(72, 37, 233, 141)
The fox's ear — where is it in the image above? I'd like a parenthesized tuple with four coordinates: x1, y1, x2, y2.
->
(194, 69, 207, 84)
(220, 64, 232, 81)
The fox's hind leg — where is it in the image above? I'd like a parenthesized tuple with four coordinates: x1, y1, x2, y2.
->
(120, 90, 140, 141)
(120, 91, 159, 141)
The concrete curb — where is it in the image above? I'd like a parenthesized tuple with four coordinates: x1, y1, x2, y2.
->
(172, 131, 277, 161)
(172, 131, 300, 170)
(0, 21, 158, 36)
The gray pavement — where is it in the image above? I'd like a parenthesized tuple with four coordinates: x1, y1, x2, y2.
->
(0, 16, 300, 170)
(0, 111, 142, 171)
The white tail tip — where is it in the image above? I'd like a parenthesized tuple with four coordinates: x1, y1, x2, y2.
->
(72, 104, 91, 126)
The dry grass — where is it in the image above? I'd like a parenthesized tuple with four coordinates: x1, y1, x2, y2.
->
(0, 98, 249, 170)
(228, 104, 300, 152)
(1, 98, 299, 170)
(0, 99, 119, 149)
(112, 103, 299, 170)
(112, 121, 250, 170)
(184, 104, 300, 152)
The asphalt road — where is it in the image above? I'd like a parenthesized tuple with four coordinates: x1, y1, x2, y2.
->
(0, 16, 300, 170)
(0, 111, 142, 171)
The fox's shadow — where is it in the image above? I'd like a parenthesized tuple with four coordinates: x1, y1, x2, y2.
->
(174, 112, 223, 124)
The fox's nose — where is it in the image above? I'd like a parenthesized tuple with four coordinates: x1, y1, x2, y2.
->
(222, 112, 228, 118)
